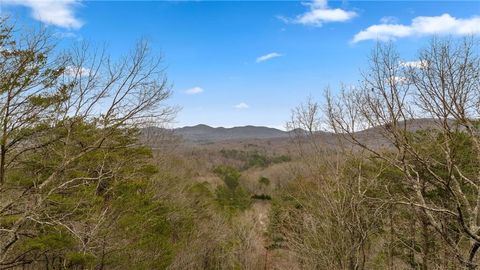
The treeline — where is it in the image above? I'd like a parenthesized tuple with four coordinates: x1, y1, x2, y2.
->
(269, 38, 480, 269)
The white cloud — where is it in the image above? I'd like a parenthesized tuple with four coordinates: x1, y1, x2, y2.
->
(353, 24, 413, 42)
(64, 65, 90, 77)
(400, 60, 428, 69)
(185, 87, 204, 95)
(353, 14, 480, 43)
(392, 76, 409, 84)
(310, 0, 327, 9)
(256, 52, 282, 63)
(283, 0, 357, 27)
(4, 0, 83, 29)
(234, 102, 249, 109)
(54, 31, 78, 39)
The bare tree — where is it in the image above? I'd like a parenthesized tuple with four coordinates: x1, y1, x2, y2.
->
(0, 19, 67, 185)
(278, 94, 388, 269)
(325, 38, 480, 268)
(0, 18, 175, 266)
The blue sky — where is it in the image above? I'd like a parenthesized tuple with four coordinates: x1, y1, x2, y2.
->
(2, 0, 479, 129)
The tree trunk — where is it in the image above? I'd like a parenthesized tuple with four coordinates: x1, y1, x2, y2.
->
(389, 204, 394, 269)
(421, 216, 429, 270)
(468, 242, 480, 270)
(409, 209, 416, 268)
(0, 143, 5, 184)
(0, 91, 11, 185)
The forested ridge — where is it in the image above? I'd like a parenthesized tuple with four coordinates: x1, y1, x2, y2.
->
(0, 18, 480, 269)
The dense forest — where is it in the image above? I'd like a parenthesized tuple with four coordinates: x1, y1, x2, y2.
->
(1, 18, 480, 269)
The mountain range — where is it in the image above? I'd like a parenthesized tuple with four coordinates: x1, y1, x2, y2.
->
(174, 124, 291, 142)
(171, 119, 444, 143)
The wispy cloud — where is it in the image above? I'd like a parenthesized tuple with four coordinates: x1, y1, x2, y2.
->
(280, 0, 357, 27)
(380, 16, 399, 24)
(353, 14, 480, 43)
(256, 52, 282, 63)
(54, 31, 78, 39)
(234, 102, 249, 109)
(400, 60, 428, 69)
(185, 86, 204, 95)
(64, 65, 91, 77)
(3, 0, 83, 29)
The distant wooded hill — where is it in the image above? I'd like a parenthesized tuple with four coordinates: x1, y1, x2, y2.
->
(144, 118, 450, 144)
(174, 124, 290, 142)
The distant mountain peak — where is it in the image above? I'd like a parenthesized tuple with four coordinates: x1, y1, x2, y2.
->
(175, 124, 288, 142)
(183, 124, 212, 128)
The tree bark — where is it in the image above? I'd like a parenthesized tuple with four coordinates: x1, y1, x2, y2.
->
(468, 242, 480, 269)
(0, 144, 6, 184)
